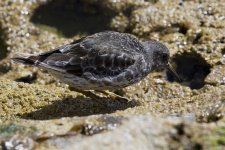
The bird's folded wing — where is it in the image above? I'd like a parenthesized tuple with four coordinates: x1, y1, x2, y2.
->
(37, 32, 141, 77)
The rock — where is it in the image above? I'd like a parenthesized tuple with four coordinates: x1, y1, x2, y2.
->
(0, 0, 225, 149)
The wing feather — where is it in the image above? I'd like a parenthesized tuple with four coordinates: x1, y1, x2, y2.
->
(36, 32, 141, 77)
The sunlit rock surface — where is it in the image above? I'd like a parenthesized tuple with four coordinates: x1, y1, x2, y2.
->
(0, 0, 224, 149)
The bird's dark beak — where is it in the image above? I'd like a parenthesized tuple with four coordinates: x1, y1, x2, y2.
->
(167, 63, 181, 82)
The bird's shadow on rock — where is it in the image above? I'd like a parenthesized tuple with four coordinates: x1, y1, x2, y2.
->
(21, 96, 139, 120)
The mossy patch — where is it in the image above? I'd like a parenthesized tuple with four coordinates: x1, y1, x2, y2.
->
(213, 126, 225, 145)
(0, 123, 36, 138)
(208, 126, 225, 148)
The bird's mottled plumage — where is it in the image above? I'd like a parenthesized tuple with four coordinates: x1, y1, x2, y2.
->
(12, 31, 170, 90)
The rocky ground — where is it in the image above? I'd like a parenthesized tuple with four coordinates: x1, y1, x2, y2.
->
(0, 0, 224, 149)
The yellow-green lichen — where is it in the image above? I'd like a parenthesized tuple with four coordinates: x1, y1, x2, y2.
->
(209, 126, 225, 148)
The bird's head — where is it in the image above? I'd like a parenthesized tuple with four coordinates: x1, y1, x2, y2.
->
(143, 41, 169, 70)
(143, 41, 181, 81)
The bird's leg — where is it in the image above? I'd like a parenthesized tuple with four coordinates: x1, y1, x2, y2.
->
(69, 87, 102, 101)
(95, 90, 129, 102)
(69, 87, 129, 102)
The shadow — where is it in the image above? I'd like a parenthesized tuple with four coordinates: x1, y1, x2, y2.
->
(0, 29, 7, 61)
(221, 47, 225, 55)
(166, 51, 211, 89)
(15, 72, 37, 84)
(21, 96, 139, 120)
(0, 27, 10, 75)
(30, 0, 115, 38)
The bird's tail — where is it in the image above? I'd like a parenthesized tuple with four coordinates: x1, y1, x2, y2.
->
(11, 53, 40, 65)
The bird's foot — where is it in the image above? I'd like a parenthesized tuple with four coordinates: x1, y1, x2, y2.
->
(69, 87, 129, 103)
(96, 90, 129, 102)
(69, 87, 103, 103)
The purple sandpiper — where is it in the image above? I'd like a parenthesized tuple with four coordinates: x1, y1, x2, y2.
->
(12, 31, 178, 101)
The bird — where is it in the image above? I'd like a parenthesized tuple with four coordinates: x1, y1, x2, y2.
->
(12, 31, 179, 101)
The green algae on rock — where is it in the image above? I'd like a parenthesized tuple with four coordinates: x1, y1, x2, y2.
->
(0, 123, 36, 138)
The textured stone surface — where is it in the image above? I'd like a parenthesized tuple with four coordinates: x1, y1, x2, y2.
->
(0, 0, 225, 149)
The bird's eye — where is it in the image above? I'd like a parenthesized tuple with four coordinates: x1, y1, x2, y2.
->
(161, 53, 169, 61)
